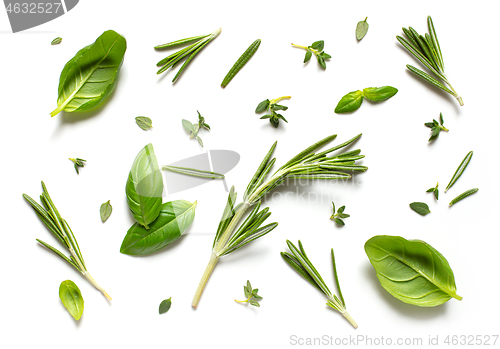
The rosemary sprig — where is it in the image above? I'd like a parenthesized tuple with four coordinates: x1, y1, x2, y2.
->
(155, 28, 221, 83)
(162, 165, 224, 179)
(449, 188, 478, 206)
(445, 151, 473, 192)
(192, 134, 367, 308)
(397, 16, 463, 106)
(281, 240, 357, 328)
(23, 182, 111, 300)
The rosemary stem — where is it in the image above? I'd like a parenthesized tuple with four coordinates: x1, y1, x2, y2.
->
(342, 311, 358, 329)
(83, 272, 111, 300)
(192, 252, 219, 308)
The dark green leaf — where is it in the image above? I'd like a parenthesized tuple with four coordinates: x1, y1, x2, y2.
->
(338, 213, 350, 219)
(50, 30, 127, 117)
(51, 37, 62, 45)
(304, 51, 312, 63)
(331, 202, 335, 213)
(120, 200, 197, 255)
(356, 18, 369, 40)
(317, 55, 326, 69)
(252, 289, 259, 296)
(409, 202, 431, 216)
(431, 127, 441, 137)
(270, 116, 280, 128)
(426, 188, 435, 193)
(253, 295, 263, 300)
(311, 40, 324, 51)
(100, 200, 112, 222)
(424, 122, 435, 128)
(434, 189, 439, 200)
(362, 86, 398, 102)
(365, 235, 462, 306)
(440, 113, 444, 125)
(273, 104, 288, 111)
(136, 116, 153, 130)
(337, 205, 345, 213)
(433, 119, 439, 126)
(125, 144, 163, 229)
(260, 115, 272, 119)
(59, 280, 84, 320)
(159, 298, 172, 314)
(321, 52, 331, 59)
(334, 218, 344, 225)
(334, 90, 364, 113)
(428, 134, 438, 142)
(255, 99, 270, 113)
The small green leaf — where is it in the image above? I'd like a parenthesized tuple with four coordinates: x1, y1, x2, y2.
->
(432, 127, 441, 137)
(356, 18, 369, 40)
(273, 104, 288, 111)
(362, 86, 398, 102)
(426, 188, 435, 193)
(311, 40, 324, 51)
(197, 136, 204, 147)
(100, 200, 112, 222)
(321, 52, 331, 59)
(135, 116, 153, 130)
(409, 202, 431, 216)
(338, 213, 350, 219)
(334, 90, 364, 113)
(433, 119, 439, 126)
(59, 280, 84, 321)
(304, 51, 312, 63)
(51, 37, 62, 45)
(249, 299, 260, 307)
(434, 189, 439, 200)
(424, 122, 435, 128)
(440, 113, 444, 125)
(256, 99, 270, 113)
(247, 280, 252, 291)
(69, 158, 86, 174)
(317, 55, 326, 69)
(331, 202, 335, 213)
(252, 288, 259, 296)
(334, 218, 345, 226)
(244, 286, 250, 298)
(337, 205, 345, 213)
(182, 119, 194, 132)
(159, 298, 172, 314)
(253, 295, 263, 300)
(260, 115, 272, 119)
(270, 116, 280, 128)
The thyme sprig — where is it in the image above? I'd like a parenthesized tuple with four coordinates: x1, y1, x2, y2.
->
(192, 134, 366, 308)
(23, 182, 111, 300)
(281, 240, 358, 328)
(235, 280, 262, 307)
(69, 158, 86, 174)
(291, 41, 331, 69)
(255, 96, 291, 128)
(330, 202, 350, 226)
(397, 16, 463, 106)
(425, 113, 448, 142)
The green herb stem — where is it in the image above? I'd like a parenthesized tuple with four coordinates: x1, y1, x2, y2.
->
(327, 301, 358, 328)
(192, 251, 220, 308)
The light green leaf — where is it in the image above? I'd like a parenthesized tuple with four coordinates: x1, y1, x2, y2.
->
(356, 18, 369, 40)
(59, 280, 84, 320)
(362, 86, 398, 102)
(100, 200, 112, 222)
(334, 90, 363, 113)
(51, 37, 62, 45)
(135, 116, 153, 130)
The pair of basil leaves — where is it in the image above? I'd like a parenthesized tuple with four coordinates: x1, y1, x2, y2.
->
(121, 144, 197, 255)
(335, 86, 398, 113)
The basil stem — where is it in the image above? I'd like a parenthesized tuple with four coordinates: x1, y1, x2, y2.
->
(192, 134, 366, 308)
(23, 182, 111, 300)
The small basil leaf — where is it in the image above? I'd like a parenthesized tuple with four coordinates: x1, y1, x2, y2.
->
(304, 51, 312, 63)
(409, 202, 431, 216)
(100, 200, 112, 222)
(59, 280, 84, 321)
(120, 200, 197, 255)
(356, 19, 369, 40)
(182, 119, 194, 132)
(255, 99, 270, 113)
(159, 298, 172, 314)
(135, 116, 153, 130)
(334, 90, 364, 113)
(362, 86, 398, 102)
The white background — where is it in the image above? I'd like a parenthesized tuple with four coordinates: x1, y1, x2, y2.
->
(0, 0, 498, 348)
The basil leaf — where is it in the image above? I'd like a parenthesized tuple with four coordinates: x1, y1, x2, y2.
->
(59, 280, 84, 320)
(126, 144, 163, 229)
(255, 99, 270, 113)
(356, 18, 369, 40)
(120, 200, 197, 255)
(100, 200, 112, 222)
(409, 202, 431, 216)
(304, 51, 312, 63)
(362, 86, 398, 102)
(135, 116, 153, 130)
(334, 90, 363, 113)
(365, 235, 462, 307)
(50, 30, 127, 117)
(159, 298, 172, 314)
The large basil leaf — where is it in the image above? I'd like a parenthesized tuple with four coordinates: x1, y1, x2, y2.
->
(59, 280, 84, 321)
(50, 30, 127, 117)
(362, 86, 398, 102)
(334, 90, 363, 113)
(120, 200, 197, 255)
(365, 235, 462, 307)
(126, 143, 163, 229)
